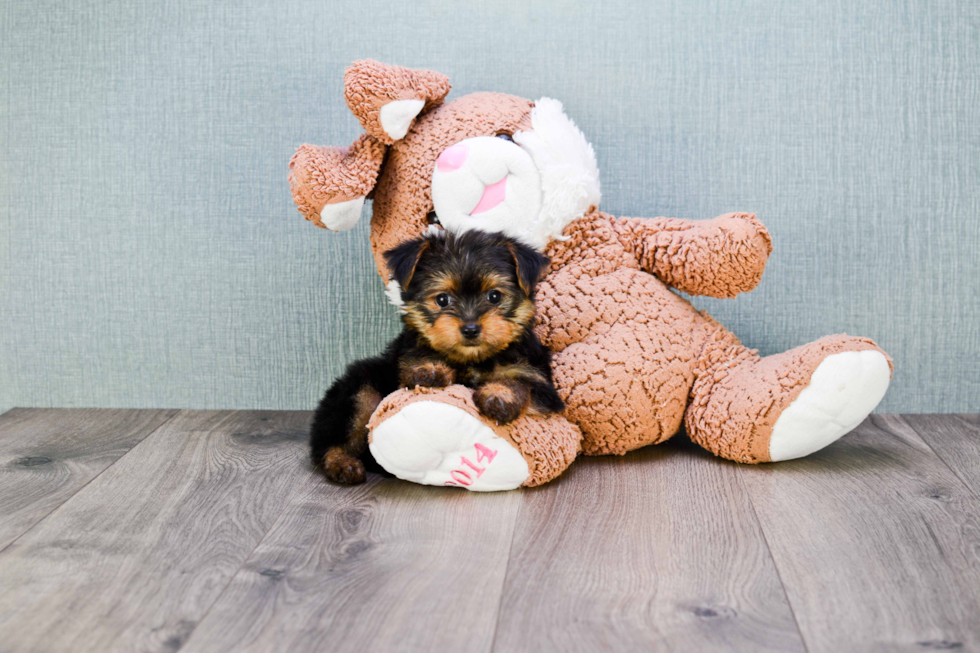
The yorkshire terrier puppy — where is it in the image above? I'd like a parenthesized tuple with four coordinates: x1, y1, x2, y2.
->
(310, 229, 564, 485)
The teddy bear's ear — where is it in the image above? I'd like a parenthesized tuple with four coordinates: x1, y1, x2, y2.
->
(344, 59, 451, 145)
(288, 133, 387, 231)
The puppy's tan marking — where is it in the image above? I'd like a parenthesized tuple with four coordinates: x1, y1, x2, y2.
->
(474, 379, 530, 424)
(480, 273, 511, 293)
(403, 304, 433, 335)
(400, 359, 456, 388)
(479, 313, 523, 354)
(323, 447, 367, 484)
(511, 298, 535, 327)
(426, 314, 465, 353)
(320, 386, 380, 485)
(348, 386, 382, 455)
(494, 361, 548, 385)
(427, 272, 459, 304)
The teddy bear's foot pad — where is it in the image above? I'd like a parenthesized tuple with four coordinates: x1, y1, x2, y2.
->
(369, 401, 530, 491)
(769, 350, 891, 461)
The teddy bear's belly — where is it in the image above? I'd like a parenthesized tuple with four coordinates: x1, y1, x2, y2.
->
(536, 267, 715, 454)
(535, 267, 709, 354)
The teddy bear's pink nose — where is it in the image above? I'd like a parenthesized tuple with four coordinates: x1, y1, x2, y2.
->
(436, 143, 468, 172)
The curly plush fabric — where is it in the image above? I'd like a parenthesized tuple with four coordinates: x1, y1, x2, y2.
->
(612, 212, 773, 298)
(535, 209, 773, 455)
(287, 134, 387, 226)
(344, 59, 451, 145)
(685, 332, 893, 462)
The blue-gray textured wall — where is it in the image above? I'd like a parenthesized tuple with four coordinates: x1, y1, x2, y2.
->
(2, 0, 978, 414)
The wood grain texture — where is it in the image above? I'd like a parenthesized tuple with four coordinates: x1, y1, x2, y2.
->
(0, 407, 177, 552)
(0, 409, 311, 653)
(493, 441, 805, 653)
(180, 476, 522, 653)
(739, 415, 980, 652)
(2, 411, 979, 652)
(902, 414, 980, 498)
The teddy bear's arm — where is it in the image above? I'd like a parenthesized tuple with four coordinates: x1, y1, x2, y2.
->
(288, 134, 387, 229)
(611, 212, 773, 298)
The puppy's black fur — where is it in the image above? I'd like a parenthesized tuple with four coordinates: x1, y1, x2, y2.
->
(310, 229, 564, 485)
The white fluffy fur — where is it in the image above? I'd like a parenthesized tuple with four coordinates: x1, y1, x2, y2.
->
(513, 97, 601, 246)
(385, 278, 406, 312)
(430, 136, 544, 247)
(430, 98, 601, 251)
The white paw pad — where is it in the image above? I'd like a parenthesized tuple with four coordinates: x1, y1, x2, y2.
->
(379, 99, 425, 141)
(318, 196, 365, 231)
(769, 350, 891, 461)
(369, 401, 530, 491)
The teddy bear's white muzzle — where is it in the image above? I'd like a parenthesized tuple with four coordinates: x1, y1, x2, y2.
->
(430, 136, 543, 241)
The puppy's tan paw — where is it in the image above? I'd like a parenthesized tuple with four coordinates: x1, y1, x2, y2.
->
(323, 448, 367, 485)
(400, 361, 456, 388)
(474, 381, 528, 424)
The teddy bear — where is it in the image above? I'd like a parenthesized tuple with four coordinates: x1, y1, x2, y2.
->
(288, 59, 893, 491)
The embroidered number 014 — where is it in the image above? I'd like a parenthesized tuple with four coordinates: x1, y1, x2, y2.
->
(444, 443, 498, 486)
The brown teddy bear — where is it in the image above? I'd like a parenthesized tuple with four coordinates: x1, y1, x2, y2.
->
(289, 59, 893, 491)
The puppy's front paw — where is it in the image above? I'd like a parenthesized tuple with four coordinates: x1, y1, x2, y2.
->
(474, 381, 528, 424)
(323, 448, 367, 485)
(400, 361, 455, 388)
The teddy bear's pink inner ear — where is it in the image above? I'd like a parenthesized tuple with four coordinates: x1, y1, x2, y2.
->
(344, 59, 451, 145)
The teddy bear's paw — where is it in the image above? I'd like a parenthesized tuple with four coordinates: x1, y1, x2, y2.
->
(318, 197, 365, 231)
(769, 350, 891, 461)
(369, 400, 530, 491)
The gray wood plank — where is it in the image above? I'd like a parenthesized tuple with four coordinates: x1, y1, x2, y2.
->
(739, 415, 980, 652)
(493, 441, 805, 652)
(903, 414, 980, 499)
(0, 408, 178, 552)
(180, 475, 522, 653)
(0, 409, 311, 653)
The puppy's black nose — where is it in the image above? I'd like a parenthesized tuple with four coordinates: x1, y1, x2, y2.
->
(461, 323, 482, 339)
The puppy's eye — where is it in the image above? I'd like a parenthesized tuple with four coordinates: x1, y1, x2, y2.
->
(487, 290, 503, 304)
(426, 211, 440, 225)
(495, 133, 513, 142)
(435, 293, 452, 308)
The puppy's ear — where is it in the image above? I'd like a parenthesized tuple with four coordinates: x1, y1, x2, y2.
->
(384, 238, 431, 290)
(345, 59, 451, 145)
(506, 242, 550, 296)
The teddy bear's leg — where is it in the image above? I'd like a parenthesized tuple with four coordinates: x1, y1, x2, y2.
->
(550, 322, 695, 456)
(366, 385, 581, 490)
(685, 330, 892, 463)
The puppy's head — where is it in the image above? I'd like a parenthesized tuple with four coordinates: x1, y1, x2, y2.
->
(384, 230, 548, 363)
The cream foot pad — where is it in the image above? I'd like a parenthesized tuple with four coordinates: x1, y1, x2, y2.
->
(769, 350, 891, 461)
(369, 401, 530, 491)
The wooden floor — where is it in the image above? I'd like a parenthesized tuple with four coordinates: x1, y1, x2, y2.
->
(0, 410, 978, 652)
